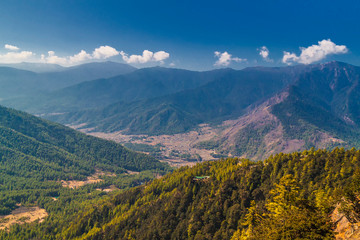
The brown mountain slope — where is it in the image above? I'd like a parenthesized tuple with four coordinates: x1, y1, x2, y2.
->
(82, 91, 345, 162)
(195, 91, 345, 160)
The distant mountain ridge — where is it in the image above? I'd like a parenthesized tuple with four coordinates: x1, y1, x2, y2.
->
(0, 62, 65, 73)
(3, 61, 360, 160)
(197, 61, 360, 159)
(48, 67, 299, 134)
(45, 63, 315, 134)
(4, 67, 234, 113)
(0, 61, 136, 100)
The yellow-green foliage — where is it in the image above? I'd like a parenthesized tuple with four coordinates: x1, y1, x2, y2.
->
(3, 147, 360, 239)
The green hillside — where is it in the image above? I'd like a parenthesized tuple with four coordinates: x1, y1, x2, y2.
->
(2, 148, 360, 239)
(49, 67, 302, 135)
(0, 105, 169, 216)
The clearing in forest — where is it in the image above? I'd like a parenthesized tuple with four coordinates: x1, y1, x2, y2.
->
(61, 169, 116, 189)
(0, 206, 48, 230)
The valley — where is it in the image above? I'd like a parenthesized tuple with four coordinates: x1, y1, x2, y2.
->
(1, 1, 359, 239)
(79, 90, 345, 164)
(31, 61, 357, 167)
(85, 124, 220, 167)
(1, 61, 360, 239)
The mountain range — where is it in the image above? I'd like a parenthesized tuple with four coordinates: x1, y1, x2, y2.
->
(1, 61, 360, 239)
(0, 61, 136, 100)
(3, 61, 360, 160)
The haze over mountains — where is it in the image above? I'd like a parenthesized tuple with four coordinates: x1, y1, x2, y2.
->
(2, 61, 360, 161)
(2, 60, 360, 239)
(5, 67, 225, 113)
(0, 61, 136, 100)
(0, 62, 66, 73)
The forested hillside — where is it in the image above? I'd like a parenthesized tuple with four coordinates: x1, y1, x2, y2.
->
(5, 67, 232, 114)
(0, 104, 169, 220)
(28, 61, 360, 163)
(46, 62, 355, 137)
(48, 66, 305, 135)
(2, 147, 360, 239)
(161, 61, 360, 161)
(271, 61, 360, 141)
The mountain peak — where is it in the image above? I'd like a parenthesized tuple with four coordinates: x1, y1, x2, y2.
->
(317, 61, 354, 70)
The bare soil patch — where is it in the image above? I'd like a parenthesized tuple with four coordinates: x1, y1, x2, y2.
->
(0, 206, 48, 230)
(96, 185, 119, 192)
(126, 170, 140, 175)
(61, 169, 116, 189)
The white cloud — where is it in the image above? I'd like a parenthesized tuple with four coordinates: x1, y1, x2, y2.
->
(5, 44, 19, 51)
(69, 50, 92, 63)
(120, 50, 170, 64)
(92, 46, 119, 59)
(258, 46, 272, 62)
(214, 51, 246, 66)
(153, 51, 170, 62)
(42, 51, 68, 65)
(282, 39, 348, 65)
(0, 44, 170, 66)
(120, 50, 152, 64)
(41, 45, 121, 65)
(0, 51, 34, 63)
(169, 62, 175, 67)
(282, 52, 299, 65)
(0, 44, 32, 63)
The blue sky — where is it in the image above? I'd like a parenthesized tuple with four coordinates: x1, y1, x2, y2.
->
(0, 0, 359, 70)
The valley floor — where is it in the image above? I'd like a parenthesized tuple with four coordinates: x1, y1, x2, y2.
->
(77, 92, 346, 165)
(83, 124, 221, 167)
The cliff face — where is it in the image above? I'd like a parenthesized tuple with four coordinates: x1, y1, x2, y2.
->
(332, 204, 360, 240)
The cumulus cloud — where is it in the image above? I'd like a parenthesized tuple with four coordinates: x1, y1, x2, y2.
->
(153, 51, 170, 62)
(42, 47, 169, 66)
(214, 51, 246, 66)
(0, 44, 33, 63)
(41, 51, 68, 65)
(282, 39, 348, 65)
(41, 45, 120, 65)
(120, 50, 170, 64)
(92, 46, 119, 59)
(5, 44, 19, 51)
(258, 46, 272, 62)
(0, 51, 34, 63)
(69, 50, 92, 63)
(0, 44, 170, 66)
